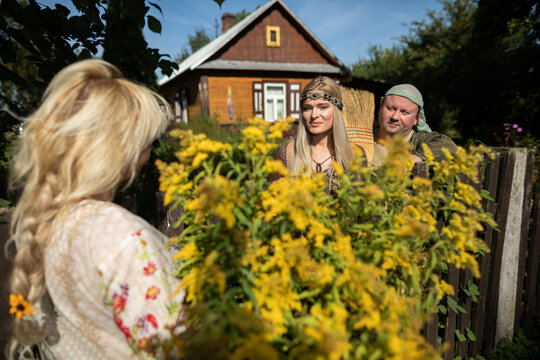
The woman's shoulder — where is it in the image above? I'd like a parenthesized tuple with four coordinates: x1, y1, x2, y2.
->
(276, 138, 294, 153)
(74, 199, 148, 227)
(274, 139, 295, 164)
(67, 200, 167, 248)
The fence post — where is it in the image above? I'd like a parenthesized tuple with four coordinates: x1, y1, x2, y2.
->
(495, 148, 535, 344)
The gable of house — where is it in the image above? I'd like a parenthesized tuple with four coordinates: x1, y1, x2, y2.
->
(160, 0, 353, 124)
(215, 7, 331, 65)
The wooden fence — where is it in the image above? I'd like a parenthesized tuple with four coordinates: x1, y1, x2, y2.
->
(0, 147, 537, 359)
(415, 148, 539, 357)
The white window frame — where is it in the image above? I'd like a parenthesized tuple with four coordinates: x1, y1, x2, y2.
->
(263, 82, 287, 122)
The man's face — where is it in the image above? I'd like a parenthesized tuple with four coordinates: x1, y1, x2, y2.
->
(378, 95, 419, 137)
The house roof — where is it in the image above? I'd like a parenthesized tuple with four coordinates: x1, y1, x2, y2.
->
(197, 60, 343, 73)
(158, 0, 348, 86)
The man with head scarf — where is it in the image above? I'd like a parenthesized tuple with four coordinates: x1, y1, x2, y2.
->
(372, 84, 457, 164)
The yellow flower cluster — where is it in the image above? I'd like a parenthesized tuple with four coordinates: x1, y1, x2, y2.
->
(156, 160, 191, 205)
(433, 278, 456, 300)
(261, 174, 328, 232)
(186, 175, 242, 229)
(424, 143, 492, 184)
(262, 159, 288, 177)
(178, 250, 226, 303)
(238, 117, 293, 155)
(176, 130, 232, 168)
(156, 116, 495, 360)
(380, 136, 415, 183)
(394, 204, 437, 238)
(303, 304, 351, 360)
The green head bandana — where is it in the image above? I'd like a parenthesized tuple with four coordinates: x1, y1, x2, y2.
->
(382, 84, 431, 132)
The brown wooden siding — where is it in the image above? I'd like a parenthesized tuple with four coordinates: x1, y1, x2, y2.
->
(218, 8, 330, 64)
(207, 76, 313, 123)
(161, 74, 202, 122)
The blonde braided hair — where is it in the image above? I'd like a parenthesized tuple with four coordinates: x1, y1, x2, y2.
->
(7, 59, 170, 358)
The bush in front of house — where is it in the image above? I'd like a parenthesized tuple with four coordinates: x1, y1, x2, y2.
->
(153, 117, 495, 359)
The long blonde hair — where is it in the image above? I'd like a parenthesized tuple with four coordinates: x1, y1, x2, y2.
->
(7, 59, 170, 356)
(291, 76, 353, 175)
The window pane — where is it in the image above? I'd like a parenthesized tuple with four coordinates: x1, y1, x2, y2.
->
(266, 99, 274, 121)
(277, 99, 284, 120)
(266, 85, 284, 96)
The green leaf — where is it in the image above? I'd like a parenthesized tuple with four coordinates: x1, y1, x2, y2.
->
(480, 189, 494, 201)
(438, 304, 448, 315)
(146, 15, 161, 34)
(447, 296, 467, 314)
(239, 277, 258, 313)
(463, 281, 479, 302)
(447, 296, 458, 313)
(466, 327, 476, 341)
(368, 349, 382, 360)
(455, 329, 467, 342)
(298, 288, 322, 299)
(232, 207, 247, 224)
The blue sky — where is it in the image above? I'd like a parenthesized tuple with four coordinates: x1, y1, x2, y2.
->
(143, 0, 444, 70)
(49, 0, 443, 75)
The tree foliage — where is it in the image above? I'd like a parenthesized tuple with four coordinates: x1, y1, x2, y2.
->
(189, 27, 212, 53)
(175, 9, 251, 63)
(351, 45, 406, 81)
(351, 0, 540, 144)
(103, 0, 168, 86)
(0, 0, 178, 199)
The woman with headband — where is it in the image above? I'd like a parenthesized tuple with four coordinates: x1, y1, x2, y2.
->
(273, 76, 358, 193)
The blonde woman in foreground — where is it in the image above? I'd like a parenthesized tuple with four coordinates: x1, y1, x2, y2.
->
(273, 76, 361, 193)
(7, 59, 184, 359)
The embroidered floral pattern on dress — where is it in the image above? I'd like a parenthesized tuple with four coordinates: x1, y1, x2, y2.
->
(97, 226, 183, 356)
(143, 262, 157, 276)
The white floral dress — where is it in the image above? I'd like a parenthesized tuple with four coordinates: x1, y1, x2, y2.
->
(38, 200, 184, 359)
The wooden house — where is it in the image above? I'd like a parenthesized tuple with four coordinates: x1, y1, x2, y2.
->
(159, 0, 389, 124)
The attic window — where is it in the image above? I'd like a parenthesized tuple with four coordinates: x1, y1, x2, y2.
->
(266, 26, 280, 47)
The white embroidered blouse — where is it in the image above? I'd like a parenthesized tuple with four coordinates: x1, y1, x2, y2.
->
(39, 200, 184, 359)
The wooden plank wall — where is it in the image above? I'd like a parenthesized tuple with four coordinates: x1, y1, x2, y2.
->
(218, 8, 331, 64)
(207, 76, 312, 123)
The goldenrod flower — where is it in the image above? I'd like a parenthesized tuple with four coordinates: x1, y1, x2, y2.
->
(174, 242, 200, 261)
(434, 279, 455, 299)
(9, 294, 36, 320)
(262, 159, 288, 177)
(357, 184, 384, 200)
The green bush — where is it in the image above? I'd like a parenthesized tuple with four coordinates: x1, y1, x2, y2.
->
(486, 329, 540, 360)
(177, 112, 244, 145)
